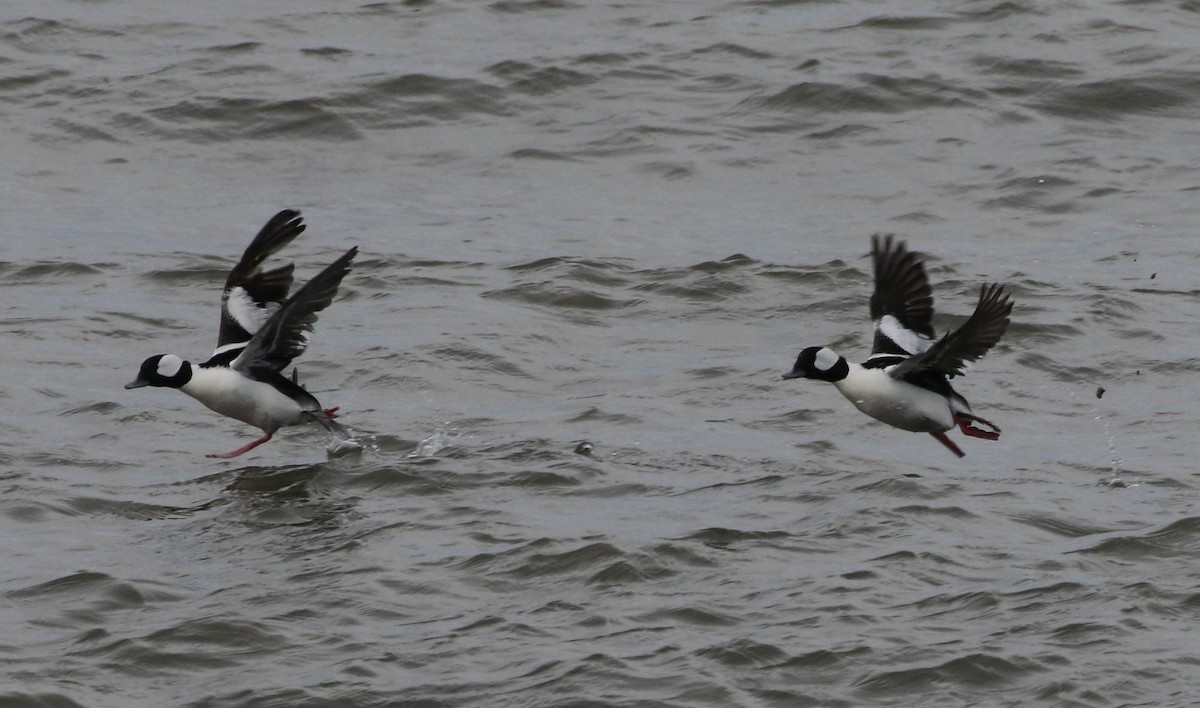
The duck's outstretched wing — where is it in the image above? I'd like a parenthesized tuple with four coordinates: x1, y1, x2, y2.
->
(231, 247, 357, 378)
(889, 283, 1011, 381)
(869, 234, 935, 357)
(217, 210, 306, 349)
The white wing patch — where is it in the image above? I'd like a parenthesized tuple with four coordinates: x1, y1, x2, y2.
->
(226, 286, 279, 335)
(877, 314, 933, 356)
(210, 341, 247, 359)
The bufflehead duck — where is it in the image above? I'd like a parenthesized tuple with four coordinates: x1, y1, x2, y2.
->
(784, 235, 1012, 458)
(126, 210, 356, 458)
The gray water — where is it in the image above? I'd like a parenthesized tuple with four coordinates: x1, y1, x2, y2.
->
(3, 1, 1200, 706)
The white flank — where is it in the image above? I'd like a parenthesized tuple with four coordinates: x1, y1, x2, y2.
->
(181, 367, 308, 432)
(832, 362, 954, 433)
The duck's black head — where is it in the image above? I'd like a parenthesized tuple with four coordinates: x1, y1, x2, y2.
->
(126, 354, 192, 390)
(783, 346, 849, 383)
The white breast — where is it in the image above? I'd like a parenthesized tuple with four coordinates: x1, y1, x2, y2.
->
(832, 363, 955, 433)
(181, 367, 307, 432)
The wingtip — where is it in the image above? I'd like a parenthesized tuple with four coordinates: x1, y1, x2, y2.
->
(871, 232, 908, 257)
(978, 282, 1014, 316)
(334, 245, 359, 269)
(233, 209, 307, 276)
(261, 209, 306, 236)
(870, 233, 934, 339)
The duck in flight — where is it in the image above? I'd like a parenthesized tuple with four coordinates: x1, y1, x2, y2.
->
(126, 210, 356, 458)
(784, 235, 1012, 458)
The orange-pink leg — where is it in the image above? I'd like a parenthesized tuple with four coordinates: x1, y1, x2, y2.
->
(956, 412, 1001, 440)
(208, 432, 273, 459)
(323, 406, 340, 419)
(930, 431, 965, 458)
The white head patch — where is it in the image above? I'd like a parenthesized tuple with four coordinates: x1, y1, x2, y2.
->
(814, 347, 841, 372)
(157, 354, 185, 377)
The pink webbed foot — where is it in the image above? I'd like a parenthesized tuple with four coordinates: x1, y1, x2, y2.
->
(322, 406, 340, 419)
(208, 432, 273, 459)
(955, 412, 1001, 441)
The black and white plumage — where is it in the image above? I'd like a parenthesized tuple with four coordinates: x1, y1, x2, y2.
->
(126, 210, 356, 459)
(783, 235, 1012, 458)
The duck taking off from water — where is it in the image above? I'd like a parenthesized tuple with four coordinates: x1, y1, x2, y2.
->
(783, 235, 1012, 458)
(126, 210, 355, 458)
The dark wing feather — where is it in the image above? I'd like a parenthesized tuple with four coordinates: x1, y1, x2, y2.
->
(889, 283, 1012, 381)
(231, 247, 357, 377)
(217, 210, 306, 347)
(869, 235, 935, 355)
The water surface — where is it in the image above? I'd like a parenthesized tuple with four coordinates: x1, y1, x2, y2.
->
(3, 1, 1199, 706)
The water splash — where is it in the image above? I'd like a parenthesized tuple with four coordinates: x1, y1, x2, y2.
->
(326, 432, 367, 457)
(410, 422, 460, 458)
(1066, 385, 1126, 486)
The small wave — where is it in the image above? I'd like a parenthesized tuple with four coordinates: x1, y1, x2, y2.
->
(136, 260, 228, 283)
(343, 464, 455, 496)
(0, 692, 86, 708)
(144, 617, 287, 653)
(509, 147, 583, 162)
(1046, 621, 1125, 648)
(565, 406, 642, 426)
(329, 73, 511, 130)
(691, 42, 774, 61)
(680, 527, 792, 548)
(490, 0, 574, 12)
(635, 606, 739, 627)
(2, 262, 104, 284)
(1009, 513, 1115, 538)
(6, 570, 183, 607)
(507, 541, 624, 579)
(695, 638, 789, 667)
(503, 470, 580, 488)
(856, 652, 1034, 694)
(1071, 516, 1200, 560)
(483, 282, 641, 314)
(1016, 352, 1103, 383)
(428, 345, 530, 378)
(1027, 72, 1200, 121)
(487, 60, 595, 96)
(221, 463, 327, 495)
(743, 74, 985, 116)
(586, 557, 674, 586)
(141, 96, 363, 142)
(460, 539, 633, 582)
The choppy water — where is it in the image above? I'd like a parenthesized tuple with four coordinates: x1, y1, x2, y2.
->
(3, 1, 1200, 706)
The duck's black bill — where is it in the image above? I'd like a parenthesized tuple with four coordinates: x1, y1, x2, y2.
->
(125, 378, 150, 389)
(782, 369, 803, 380)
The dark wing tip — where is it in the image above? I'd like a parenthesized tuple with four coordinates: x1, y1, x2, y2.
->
(869, 233, 934, 337)
(234, 246, 359, 374)
(967, 281, 1013, 353)
(225, 210, 307, 289)
(940, 282, 1013, 376)
(324, 246, 358, 278)
(886, 280, 1012, 382)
